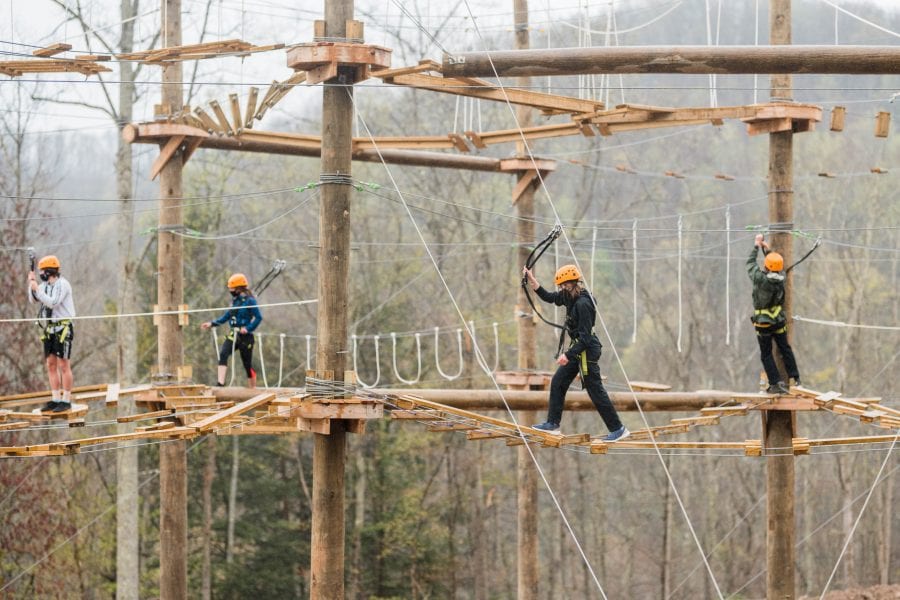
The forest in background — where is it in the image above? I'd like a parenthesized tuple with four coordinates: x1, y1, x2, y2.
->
(0, 0, 897, 597)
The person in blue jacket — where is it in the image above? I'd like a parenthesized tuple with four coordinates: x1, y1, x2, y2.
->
(201, 273, 263, 387)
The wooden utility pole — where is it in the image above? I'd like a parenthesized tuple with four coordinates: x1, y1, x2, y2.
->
(765, 0, 796, 598)
(512, 3, 539, 598)
(442, 45, 900, 77)
(157, 0, 187, 598)
(310, 0, 354, 596)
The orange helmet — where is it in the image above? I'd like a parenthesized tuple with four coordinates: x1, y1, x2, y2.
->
(764, 252, 784, 272)
(227, 273, 249, 289)
(38, 255, 60, 270)
(554, 264, 581, 286)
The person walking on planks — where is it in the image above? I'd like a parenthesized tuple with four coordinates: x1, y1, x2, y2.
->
(523, 264, 629, 441)
(201, 273, 263, 388)
(28, 255, 76, 413)
(748, 234, 801, 395)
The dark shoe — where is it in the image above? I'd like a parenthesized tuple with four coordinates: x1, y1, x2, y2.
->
(604, 426, 631, 442)
(52, 402, 72, 413)
(41, 401, 60, 412)
(532, 421, 561, 433)
(766, 382, 789, 395)
(792, 378, 802, 387)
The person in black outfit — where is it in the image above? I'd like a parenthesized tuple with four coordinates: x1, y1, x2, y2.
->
(523, 264, 629, 442)
(747, 234, 801, 395)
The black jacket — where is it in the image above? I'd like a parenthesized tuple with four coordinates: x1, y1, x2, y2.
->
(535, 286, 602, 361)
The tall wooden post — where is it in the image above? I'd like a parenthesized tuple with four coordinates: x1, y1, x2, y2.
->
(157, 1, 187, 598)
(310, 0, 353, 596)
(765, 0, 796, 598)
(512, 1, 539, 598)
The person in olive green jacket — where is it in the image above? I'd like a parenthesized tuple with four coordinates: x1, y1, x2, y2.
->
(747, 233, 801, 394)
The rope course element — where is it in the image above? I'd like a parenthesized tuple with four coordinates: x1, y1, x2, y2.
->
(434, 327, 464, 381)
(470, 321, 500, 375)
(793, 315, 900, 332)
(390, 332, 422, 385)
(353, 334, 381, 388)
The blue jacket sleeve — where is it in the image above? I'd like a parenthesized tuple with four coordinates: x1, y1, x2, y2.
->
(211, 309, 231, 327)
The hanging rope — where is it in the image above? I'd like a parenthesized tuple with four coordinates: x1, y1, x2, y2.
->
(390, 332, 421, 385)
(725, 206, 731, 346)
(677, 215, 684, 353)
(227, 333, 238, 386)
(589, 226, 597, 290)
(434, 327, 464, 380)
(470, 321, 500, 375)
(276, 333, 285, 387)
(305, 334, 312, 371)
(257, 335, 268, 388)
(632, 218, 638, 344)
(353, 334, 381, 388)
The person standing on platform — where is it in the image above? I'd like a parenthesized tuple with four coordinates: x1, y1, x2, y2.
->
(201, 273, 263, 388)
(522, 264, 629, 442)
(747, 233, 801, 395)
(28, 255, 76, 413)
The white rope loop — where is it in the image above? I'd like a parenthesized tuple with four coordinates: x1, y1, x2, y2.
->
(470, 321, 499, 375)
(632, 218, 638, 344)
(257, 335, 268, 388)
(305, 334, 312, 371)
(725, 205, 732, 346)
(391, 332, 421, 385)
(277, 333, 286, 387)
(433, 327, 464, 381)
(352, 334, 381, 388)
(677, 215, 684, 353)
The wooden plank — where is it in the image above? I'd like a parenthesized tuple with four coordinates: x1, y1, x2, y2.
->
(875, 111, 890, 137)
(209, 100, 234, 136)
(33, 43, 72, 57)
(466, 429, 511, 440)
(629, 381, 672, 392)
(117, 409, 174, 423)
(806, 434, 900, 447)
(830, 106, 846, 131)
(189, 392, 275, 433)
(670, 415, 720, 426)
(746, 117, 793, 136)
(68, 427, 197, 449)
(244, 87, 259, 129)
(0, 384, 107, 405)
(395, 394, 570, 444)
(104, 383, 121, 406)
(193, 107, 223, 133)
(590, 440, 754, 454)
(0, 421, 29, 431)
(390, 409, 442, 420)
(427, 422, 479, 432)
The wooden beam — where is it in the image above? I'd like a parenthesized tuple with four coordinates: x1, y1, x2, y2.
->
(149, 135, 186, 180)
(443, 45, 900, 77)
(33, 43, 72, 57)
(189, 392, 275, 433)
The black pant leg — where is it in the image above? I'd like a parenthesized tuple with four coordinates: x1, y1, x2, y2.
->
(772, 331, 800, 380)
(547, 360, 579, 425)
(756, 333, 781, 384)
(236, 334, 255, 378)
(218, 337, 235, 366)
(584, 361, 622, 432)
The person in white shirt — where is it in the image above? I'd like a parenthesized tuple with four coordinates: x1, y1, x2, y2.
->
(27, 255, 76, 413)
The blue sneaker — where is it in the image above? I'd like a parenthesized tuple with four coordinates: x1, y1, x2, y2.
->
(604, 426, 630, 442)
(532, 421, 561, 434)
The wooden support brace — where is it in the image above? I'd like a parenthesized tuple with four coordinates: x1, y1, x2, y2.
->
(746, 117, 793, 136)
(875, 111, 890, 137)
(830, 106, 846, 131)
(150, 135, 186, 180)
(33, 43, 72, 57)
(511, 169, 538, 205)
